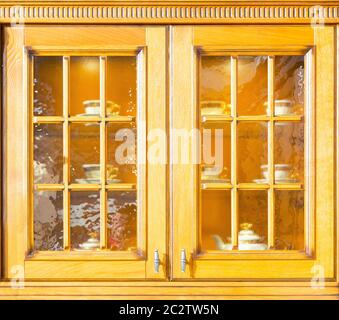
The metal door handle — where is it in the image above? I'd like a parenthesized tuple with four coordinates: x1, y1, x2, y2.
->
(154, 249, 160, 273)
(180, 249, 186, 273)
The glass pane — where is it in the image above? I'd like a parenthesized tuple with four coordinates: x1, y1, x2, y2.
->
(107, 123, 137, 184)
(201, 190, 231, 251)
(34, 124, 63, 184)
(107, 191, 137, 251)
(34, 191, 63, 251)
(274, 56, 304, 116)
(238, 190, 268, 250)
(70, 57, 100, 116)
(70, 123, 100, 184)
(33, 56, 63, 116)
(275, 190, 304, 250)
(274, 122, 304, 183)
(70, 191, 100, 250)
(107, 57, 137, 117)
(201, 123, 231, 183)
(200, 56, 231, 116)
(238, 56, 267, 116)
(238, 122, 268, 183)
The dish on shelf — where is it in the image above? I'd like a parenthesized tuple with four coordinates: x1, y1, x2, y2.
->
(253, 178, 299, 184)
(201, 178, 230, 183)
(201, 101, 231, 116)
(201, 164, 227, 181)
(264, 99, 295, 116)
(75, 178, 122, 184)
(261, 164, 292, 180)
(83, 100, 120, 116)
(77, 234, 100, 251)
(83, 164, 119, 180)
(213, 223, 267, 251)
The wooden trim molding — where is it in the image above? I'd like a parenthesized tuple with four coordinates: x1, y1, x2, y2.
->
(2, 3, 339, 23)
(0, 281, 338, 299)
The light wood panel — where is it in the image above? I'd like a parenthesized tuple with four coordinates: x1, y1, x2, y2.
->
(145, 27, 167, 279)
(24, 260, 145, 280)
(171, 26, 196, 278)
(0, 280, 338, 299)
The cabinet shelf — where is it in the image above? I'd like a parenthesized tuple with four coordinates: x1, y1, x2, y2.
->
(33, 115, 136, 124)
(201, 115, 303, 124)
(201, 182, 303, 190)
(35, 183, 136, 191)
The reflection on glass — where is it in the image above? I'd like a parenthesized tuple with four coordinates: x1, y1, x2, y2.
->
(200, 56, 231, 116)
(34, 191, 63, 251)
(201, 123, 231, 182)
(107, 57, 137, 117)
(33, 56, 63, 116)
(70, 57, 100, 116)
(238, 56, 267, 115)
(275, 190, 304, 250)
(70, 123, 100, 184)
(107, 191, 137, 251)
(238, 190, 267, 250)
(274, 122, 304, 183)
(107, 123, 137, 184)
(238, 122, 268, 183)
(202, 190, 231, 251)
(71, 191, 100, 250)
(34, 124, 63, 184)
(274, 56, 304, 116)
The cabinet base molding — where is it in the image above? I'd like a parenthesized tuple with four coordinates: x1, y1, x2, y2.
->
(0, 281, 338, 299)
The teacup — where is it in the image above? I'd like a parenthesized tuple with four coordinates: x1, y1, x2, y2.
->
(265, 99, 293, 116)
(201, 101, 231, 116)
(201, 165, 223, 180)
(83, 100, 120, 115)
(261, 164, 291, 180)
(83, 164, 119, 179)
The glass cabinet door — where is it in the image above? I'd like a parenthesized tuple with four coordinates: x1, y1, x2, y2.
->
(172, 26, 335, 279)
(4, 26, 167, 280)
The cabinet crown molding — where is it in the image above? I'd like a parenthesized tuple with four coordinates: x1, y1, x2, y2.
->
(2, 1, 339, 23)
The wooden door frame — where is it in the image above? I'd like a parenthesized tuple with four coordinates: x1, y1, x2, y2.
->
(2, 25, 167, 280)
(171, 25, 336, 280)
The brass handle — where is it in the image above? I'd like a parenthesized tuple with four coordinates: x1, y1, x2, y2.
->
(154, 249, 160, 273)
(180, 249, 186, 273)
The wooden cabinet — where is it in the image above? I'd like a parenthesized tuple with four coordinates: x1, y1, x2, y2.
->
(171, 26, 335, 280)
(4, 26, 167, 280)
(0, 1, 338, 299)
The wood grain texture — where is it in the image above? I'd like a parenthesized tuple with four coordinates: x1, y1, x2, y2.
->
(171, 26, 197, 279)
(4, 26, 27, 278)
(145, 27, 167, 279)
(0, 280, 338, 299)
(24, 260, 146, 279)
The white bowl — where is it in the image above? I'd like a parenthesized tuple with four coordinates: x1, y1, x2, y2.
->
(261, 164, 291, 180)
(201, 107, 224, 115)
(265, 99, 293, 116)
(83, 164, 118, 179)
(202, 166, 222, 176)
(201, 101, 231, 115)
(275, 105, 292, 116)
(83, 100, 120, 115)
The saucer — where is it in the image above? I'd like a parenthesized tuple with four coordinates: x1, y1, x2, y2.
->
(76, 113, 115, 117)
(75, 178, 122, 184)
(201, 178, 230, 183)
(253, 178, 299, 184)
